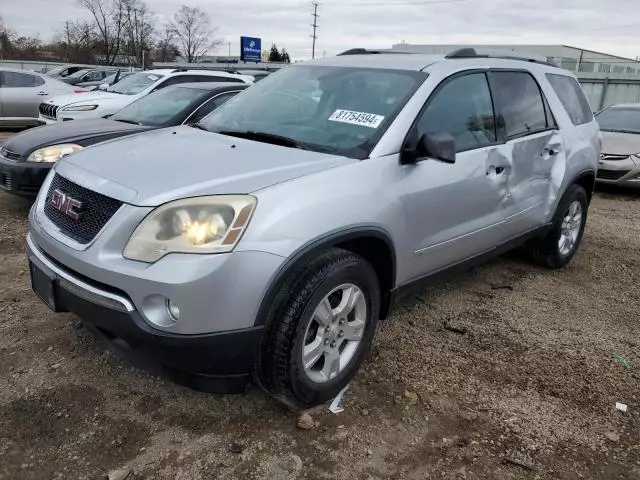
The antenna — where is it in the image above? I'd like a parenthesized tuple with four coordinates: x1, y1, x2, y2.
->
(311, 2, 320, 59)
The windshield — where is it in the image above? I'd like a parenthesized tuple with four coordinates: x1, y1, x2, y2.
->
(596, 107, 640, 134)
(109, 72, 164, 95)
(69, 69, 93, 79)
(47, 65, 71, 76)
(112, 86, 207, 126)
(200, 65, 426, 159)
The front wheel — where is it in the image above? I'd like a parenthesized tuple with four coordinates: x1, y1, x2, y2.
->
(527, 184, 589, 268)
(256, 248, 380, 409)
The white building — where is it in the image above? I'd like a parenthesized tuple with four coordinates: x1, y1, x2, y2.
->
(389, 44, 640, 76)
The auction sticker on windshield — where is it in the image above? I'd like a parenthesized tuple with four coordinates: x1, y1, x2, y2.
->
(329, 110, 385, 128)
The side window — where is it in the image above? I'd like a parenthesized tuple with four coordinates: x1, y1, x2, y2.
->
(154, 75, 189, 89)
(545, 74, 593, 125)
(489, 71, 547, 138)
(208, 76, 244, 84)
(187, 91, 239, 124)
(416, 73, 496, 153)
(1, 71, 43, 88)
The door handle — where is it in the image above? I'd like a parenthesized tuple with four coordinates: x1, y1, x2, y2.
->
(542, 146, 561, 157)
(487, 165, 507, 175)
(36, 91, 48, 96)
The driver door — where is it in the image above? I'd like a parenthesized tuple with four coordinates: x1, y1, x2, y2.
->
(396, 71, 512, 280)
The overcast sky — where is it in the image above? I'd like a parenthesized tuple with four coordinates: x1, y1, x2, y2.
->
(2, 0, 640, 60)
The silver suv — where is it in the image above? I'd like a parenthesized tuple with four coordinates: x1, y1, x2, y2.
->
(27, 48, 599, 408)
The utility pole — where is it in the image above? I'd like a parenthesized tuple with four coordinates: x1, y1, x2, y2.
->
(311, 2, 319, 59)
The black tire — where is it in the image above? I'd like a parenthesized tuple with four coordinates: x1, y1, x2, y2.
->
(255, 248, 380, 410)
(527, 184, 589, 269)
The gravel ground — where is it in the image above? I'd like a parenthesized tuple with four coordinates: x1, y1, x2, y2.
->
(0, 134, 639, 478)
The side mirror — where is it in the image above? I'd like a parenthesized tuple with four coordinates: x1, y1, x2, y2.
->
(401, 131, 456, 165)
(98, 83, 109, 91)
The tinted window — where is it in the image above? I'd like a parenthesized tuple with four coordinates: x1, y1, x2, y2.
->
(1, 71, 43, 88)
(416, 73, 496, 152)
(200, 65, 425, 159)
(546, 74, 593, 125)
(489, 71, 547, 138)
(188, 91, 240, 124)
(595, 107, 640, 134)
(112, 86, 208, 126)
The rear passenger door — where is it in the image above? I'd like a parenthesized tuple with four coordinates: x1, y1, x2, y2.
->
(487, 70, 563, 237)
(0, 71, 46, 118)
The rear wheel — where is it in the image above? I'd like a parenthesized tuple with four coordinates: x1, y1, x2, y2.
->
(255, 248, 380, 409)
(527, 184, 588, 268)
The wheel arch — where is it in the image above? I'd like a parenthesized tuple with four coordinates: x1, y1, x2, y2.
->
(571, 169, 596, 203)
(254, 227, 397, 326)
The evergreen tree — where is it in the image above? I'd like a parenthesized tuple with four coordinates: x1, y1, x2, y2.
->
(280, 47, 291, 63)
(268, 44, 281, 62)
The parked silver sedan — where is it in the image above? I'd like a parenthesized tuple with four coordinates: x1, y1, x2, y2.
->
(0, 68, 81, 128)
(596, 104, 640, 187)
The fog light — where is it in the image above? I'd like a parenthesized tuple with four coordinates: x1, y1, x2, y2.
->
(167, 300, 180, 320)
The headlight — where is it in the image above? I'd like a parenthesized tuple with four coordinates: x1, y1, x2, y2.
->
(61, 104, 98, 111)
(123, 195, 257, 263)
(27, 144, 84, 163)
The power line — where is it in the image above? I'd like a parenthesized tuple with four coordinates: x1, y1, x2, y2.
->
(322, 0, 467, 5)
(311, 2, 319, 59)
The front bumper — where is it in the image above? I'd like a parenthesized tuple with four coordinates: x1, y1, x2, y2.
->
(0, 155, 52, 197)
(27, 233, 266, 393)
(597, 155, 640, 186)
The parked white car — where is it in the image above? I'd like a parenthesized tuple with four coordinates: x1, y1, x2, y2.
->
(38, 69, 254, 123)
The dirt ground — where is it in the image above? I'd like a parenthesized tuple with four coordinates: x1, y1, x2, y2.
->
(1, 136, 639, 479)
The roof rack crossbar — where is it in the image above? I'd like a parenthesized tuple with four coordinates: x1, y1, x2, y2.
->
(337, 48, 417, 56)
(445, 48, 557, 67)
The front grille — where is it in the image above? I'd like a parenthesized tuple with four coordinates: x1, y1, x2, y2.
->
(601, 154, 629, 161)
(0, 172, 12, 190)
(597, 169, 629, 181)
(0, 147, 21, 161)
(44, 174, 123, 244)
(38, 102, 59, 119)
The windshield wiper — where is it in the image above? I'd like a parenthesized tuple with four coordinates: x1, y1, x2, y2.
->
(216, 129, 303, 149)
(601, 128, 640, 134)
(190, 123, 210, 132)
(113, 118, 142, 125)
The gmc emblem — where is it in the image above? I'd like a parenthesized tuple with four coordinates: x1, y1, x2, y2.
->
(51, 189, 84, 221)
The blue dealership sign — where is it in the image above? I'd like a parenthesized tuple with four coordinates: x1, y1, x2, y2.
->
(240, 36, 262, 62)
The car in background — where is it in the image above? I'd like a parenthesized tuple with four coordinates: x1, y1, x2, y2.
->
(231, 69, 272, 82)
(78, 71, 135, 90)
(0, 83, 247, 197)
(0, 68, 86, 128)
(44, 65, 88, 78)
(60, 68, 118, 86)
(38, 68, 254, 123)
(595, 104, 640, 187)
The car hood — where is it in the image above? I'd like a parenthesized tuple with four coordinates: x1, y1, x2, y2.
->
(45, 91, 134, 108)
(56, 126, 354, 207)
(3, 119, 151, 157)
(600, 131, 640, 156)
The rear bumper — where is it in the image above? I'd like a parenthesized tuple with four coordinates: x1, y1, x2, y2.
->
(0, 155, 51, 197)
(27, 233, 265, 393)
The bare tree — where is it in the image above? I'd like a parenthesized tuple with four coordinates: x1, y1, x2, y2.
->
(168, 5, 221, 63)
(78, 0, 125, 65)
(55, 20, 96, 63)
(0, 16, 16, 58)
(153, 27, 179, 63)
(122, 0, 155, 66)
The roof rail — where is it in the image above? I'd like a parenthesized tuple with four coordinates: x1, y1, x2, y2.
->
(445, 48, 557, 67)
(337, 48, 416, 56)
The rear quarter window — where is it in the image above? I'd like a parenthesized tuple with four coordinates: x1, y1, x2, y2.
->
(545, 74, 593, 125)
